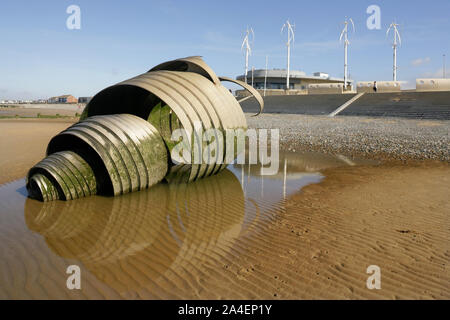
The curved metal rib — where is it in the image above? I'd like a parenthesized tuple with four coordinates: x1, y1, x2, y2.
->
(218, 76, 264, 116)
(27, 114, 168, 201)
(150, 56, 221, 85)
(27, 151, 96, 201)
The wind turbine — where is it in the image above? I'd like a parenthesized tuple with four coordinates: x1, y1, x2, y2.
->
(281, 20, 295, 90)
(387, 22, 401, 81)
(339, 17, 355, 90)
(241, 27, 254, 84)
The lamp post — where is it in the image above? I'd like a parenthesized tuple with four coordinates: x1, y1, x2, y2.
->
(264, 55, 268, 96)
(444, 54, 446, 79)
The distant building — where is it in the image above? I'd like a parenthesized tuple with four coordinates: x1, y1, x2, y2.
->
(313, 72, 330, 78)
(235, 69, 352, 97)
(0, 99, 18, 104)
(48, 95, 78, 104)
(33, 99, 47, 104)
(58, 95, 77, 103)
(78, 97, 92, 104)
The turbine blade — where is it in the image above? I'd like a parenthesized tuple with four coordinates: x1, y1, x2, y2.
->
(288, 24, 295, 42)
(396, 29, 402, 45)
(349, 18, 355, 32)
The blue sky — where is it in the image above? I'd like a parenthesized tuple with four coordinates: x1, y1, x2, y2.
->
(0, 0, 449, 99)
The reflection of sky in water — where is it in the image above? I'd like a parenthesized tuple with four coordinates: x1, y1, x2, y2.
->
(228, 161, 323, 228)
(226, 151, 376, 228)
(229, 163, 322, 202)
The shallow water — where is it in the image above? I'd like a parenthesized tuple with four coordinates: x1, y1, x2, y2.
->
(0, 152, 373, 299)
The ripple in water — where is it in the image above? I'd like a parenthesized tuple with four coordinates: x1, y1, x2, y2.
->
(0, 152, 373, 299)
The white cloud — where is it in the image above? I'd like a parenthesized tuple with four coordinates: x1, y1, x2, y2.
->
(411, 57, 431, 66)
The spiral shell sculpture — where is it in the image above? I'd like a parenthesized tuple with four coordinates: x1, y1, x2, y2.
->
(26, 56, 263, 201)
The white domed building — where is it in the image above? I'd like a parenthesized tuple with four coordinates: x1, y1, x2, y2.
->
(235, 69, 352, 97)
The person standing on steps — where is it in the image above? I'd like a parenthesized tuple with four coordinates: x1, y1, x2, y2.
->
(373, 81, 378, 93)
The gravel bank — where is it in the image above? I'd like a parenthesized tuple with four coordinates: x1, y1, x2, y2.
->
(246, 113, 450, 162)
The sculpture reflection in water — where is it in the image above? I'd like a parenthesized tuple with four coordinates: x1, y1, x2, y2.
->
(24, 167, 245, 293)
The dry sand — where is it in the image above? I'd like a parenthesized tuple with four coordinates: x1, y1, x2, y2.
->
(0, 119, 76, 184)
(0, 118, 448, 299)
(0, 105, 81, 118)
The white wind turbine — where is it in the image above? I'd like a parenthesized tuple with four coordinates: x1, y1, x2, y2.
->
(241, 27, 254, 84)
(387, 22, 402, 81)
(339, 17, 355, 90)
(281, 20, 295, 90)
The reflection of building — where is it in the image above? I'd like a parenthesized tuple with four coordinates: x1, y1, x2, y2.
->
(236, 69, 352, 97)
(48, 95, 77, 103)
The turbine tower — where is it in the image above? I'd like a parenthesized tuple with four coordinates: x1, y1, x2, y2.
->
(387, 22, 401, 81)
(241, 27, 254, 84)
(444, 54, 446, 79)
(281, 20, 295, 90)
(339, 17, 355, 90)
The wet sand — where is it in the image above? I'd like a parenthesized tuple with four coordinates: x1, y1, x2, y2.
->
(0, 118, 448, 299)
(228, 162, 449, 299)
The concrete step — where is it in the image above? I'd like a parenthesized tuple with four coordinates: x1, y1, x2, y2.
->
(238, 91, 450, 120)
(329, 93, 365, 117)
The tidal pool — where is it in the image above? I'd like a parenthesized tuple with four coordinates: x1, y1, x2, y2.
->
(0, 152, 372, 299)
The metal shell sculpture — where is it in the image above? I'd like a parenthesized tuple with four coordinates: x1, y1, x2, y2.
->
(27, 56, 263, 201)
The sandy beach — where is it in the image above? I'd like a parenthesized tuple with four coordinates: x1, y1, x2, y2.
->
(228, 162, 449, 299)
(0, 104, 81, 119)
(0, 117, 448, 299)
(0, 119, 76, 184)
(3, 0, 450, 304)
